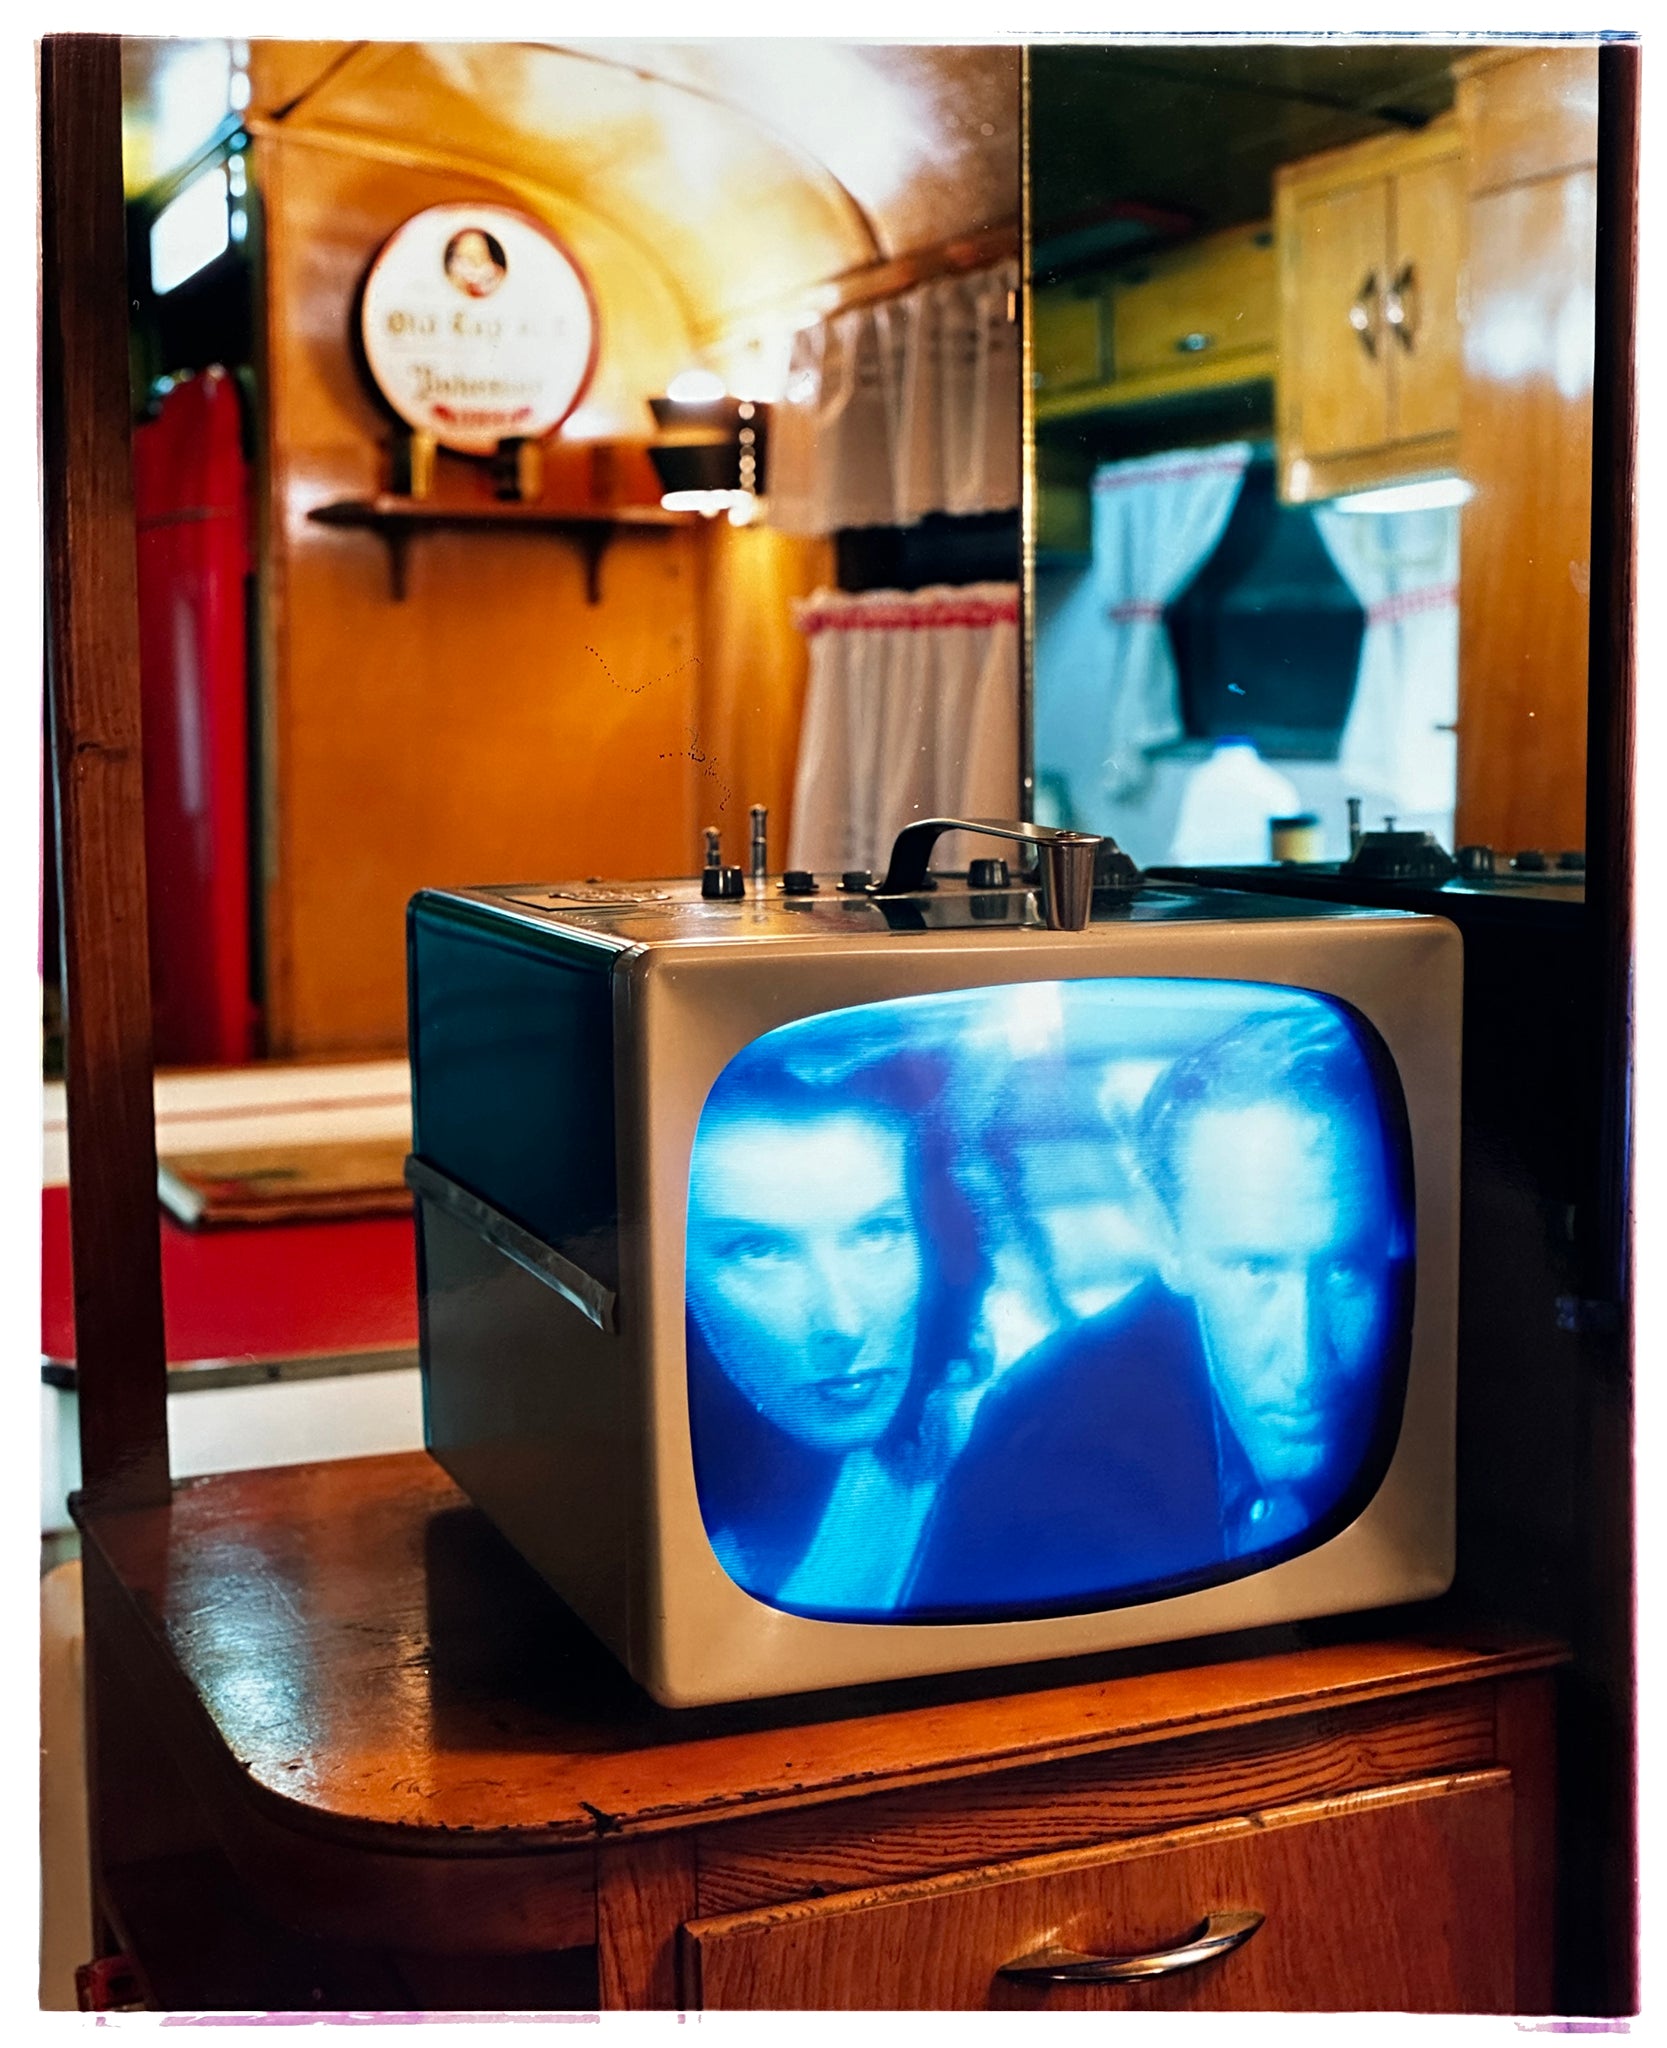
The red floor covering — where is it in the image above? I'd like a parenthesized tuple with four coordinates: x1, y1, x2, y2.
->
(41, 1185, 420, 1364)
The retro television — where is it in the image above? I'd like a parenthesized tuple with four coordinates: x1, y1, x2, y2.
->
(406, 819, 1460, 1706)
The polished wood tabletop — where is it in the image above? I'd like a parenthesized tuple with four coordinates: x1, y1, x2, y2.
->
(78, 1449, 1565, 1852)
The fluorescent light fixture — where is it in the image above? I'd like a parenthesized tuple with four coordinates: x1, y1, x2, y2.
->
(666, 368, 727, 404)
(150, 164, 230, 295)
(1332, 477, 1475, 515)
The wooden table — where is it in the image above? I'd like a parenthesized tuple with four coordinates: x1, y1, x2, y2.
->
(77, 1449, 1564, 2014)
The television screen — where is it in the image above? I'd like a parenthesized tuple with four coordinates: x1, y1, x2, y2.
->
(686, 979, 1415, 1624)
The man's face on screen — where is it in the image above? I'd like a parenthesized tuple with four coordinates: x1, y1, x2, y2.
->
(1168, 1102, 1391, 1491)
(688, 1113, 923, 1454)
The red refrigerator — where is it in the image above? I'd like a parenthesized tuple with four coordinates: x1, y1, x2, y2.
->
(132, 366, 258, 1065)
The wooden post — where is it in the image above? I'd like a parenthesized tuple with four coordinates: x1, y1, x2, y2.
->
(1573, 41, 1639, 2020)
(1585, 41, 1639, 1332)
(40, 34, 171, 1511)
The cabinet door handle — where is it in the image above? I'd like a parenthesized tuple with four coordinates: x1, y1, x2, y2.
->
(1385, 261, 1420, 351)
(998, 1908, 1265, 1984)
(1348, 271, 1381, 359)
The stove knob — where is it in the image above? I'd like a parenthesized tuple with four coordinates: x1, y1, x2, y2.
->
(1457, 844, 1498, 878)
(701, 865, 746, 900)
(1511, 849, 1548, 873)
(1556, 850, 1586, 873)
(840, 870, 873, 893)
(967, 857, 1011, 889)
(782, 869, 819, 895)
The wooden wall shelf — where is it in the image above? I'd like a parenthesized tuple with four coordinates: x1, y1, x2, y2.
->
(307, 497, 692, 603)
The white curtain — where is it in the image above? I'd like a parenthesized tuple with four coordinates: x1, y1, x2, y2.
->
(787, 584, 1020, 876)
(1079, 443, 1253, 800)
(766, 321, 829, 535)
(1032, 566, 1118, 830)
(769, 260, 1021, 534)
(1313, 505, 1461, 818)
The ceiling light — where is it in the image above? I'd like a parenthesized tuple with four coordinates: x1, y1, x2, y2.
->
(149, 163, 230, 295)
(1331, 477, 1475, 515)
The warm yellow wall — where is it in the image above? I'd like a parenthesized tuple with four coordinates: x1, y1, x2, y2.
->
(693, 519, 833, 862)
(260, 130, 715, 1056)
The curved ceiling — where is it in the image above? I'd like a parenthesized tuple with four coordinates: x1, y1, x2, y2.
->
(124, 39, 1020, 344)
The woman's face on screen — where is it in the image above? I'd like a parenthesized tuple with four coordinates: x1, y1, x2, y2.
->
(688, 1112, 924, 1454)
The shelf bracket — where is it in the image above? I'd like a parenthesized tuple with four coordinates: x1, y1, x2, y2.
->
(579, 528, 608, 606)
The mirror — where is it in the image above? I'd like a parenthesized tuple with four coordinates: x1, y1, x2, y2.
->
(1026, 42, 1598, 872)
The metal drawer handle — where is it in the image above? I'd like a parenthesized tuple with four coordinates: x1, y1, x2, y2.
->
(999, 1908, 1265, 1984)
(1385, 260, 1420, 351)
(1349, 270, 1381, 359)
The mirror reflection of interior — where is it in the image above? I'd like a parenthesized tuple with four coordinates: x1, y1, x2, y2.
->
(1028, 44, 1596, 872)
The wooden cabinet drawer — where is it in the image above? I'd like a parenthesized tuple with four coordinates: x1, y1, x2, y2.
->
(682, 1770, 1517, 2011)
(1112, 223, 1276, 383)
(1032, 281, 1106, 391)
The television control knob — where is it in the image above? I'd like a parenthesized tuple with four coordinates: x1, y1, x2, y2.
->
(782, 869, 819, 895)
(840, 869, 873, 893)
(1556, 850, 1586, 873)
(1511, 849, 1548, 873)
(701, 865, 746, 900)
(967, 857, 1011, 888)
(1457, 844, 1498, 878)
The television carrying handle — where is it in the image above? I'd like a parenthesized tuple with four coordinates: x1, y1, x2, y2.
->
(872, 818, 1103, 931)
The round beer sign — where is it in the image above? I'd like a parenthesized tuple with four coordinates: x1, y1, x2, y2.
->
(360, 204, 598, 455)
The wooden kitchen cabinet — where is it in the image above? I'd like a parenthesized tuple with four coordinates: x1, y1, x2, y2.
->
(76, 1453, 1562, 2015)
(1275, 120, 1463, 502)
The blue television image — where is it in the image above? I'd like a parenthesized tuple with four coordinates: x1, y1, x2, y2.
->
(685, 979, 1416, 1624)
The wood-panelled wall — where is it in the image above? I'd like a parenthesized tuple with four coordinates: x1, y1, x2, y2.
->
(1454, 49, 1598, 855)
(257, 129, 825, 1055)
